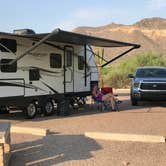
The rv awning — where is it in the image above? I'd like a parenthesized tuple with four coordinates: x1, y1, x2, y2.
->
(0, 28, 140, 66)
(0, 28, 140, 48)
(20, 29, 140, 48)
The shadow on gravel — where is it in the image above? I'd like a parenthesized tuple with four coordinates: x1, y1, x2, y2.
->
(0, 102, 121, 121)
(10, 134, 102, 166)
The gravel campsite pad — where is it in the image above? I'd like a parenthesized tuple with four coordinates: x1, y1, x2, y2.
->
(1, 90, 166, 166)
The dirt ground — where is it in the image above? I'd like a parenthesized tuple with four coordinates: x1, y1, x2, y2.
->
(1, 89, 166, 166)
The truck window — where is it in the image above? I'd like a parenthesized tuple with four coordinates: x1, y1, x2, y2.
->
(136, 68, 166, 78)
(0, 38, 17, 53)
(1, 59, 17, 72)
(50, 53, 62, 68)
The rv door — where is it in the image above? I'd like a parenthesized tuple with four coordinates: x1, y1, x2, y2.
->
(64, 46, 74, 93)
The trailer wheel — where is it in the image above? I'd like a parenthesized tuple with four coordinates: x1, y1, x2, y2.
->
(24, 103, 37, 119)
(57, 98, 70, 116)
(43, 100, 55, 116)
(78, 97, 86, 106)
(0, 106, 9, 114)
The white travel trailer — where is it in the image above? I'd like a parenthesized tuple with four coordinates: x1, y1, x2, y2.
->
(0, 28, 140, 118)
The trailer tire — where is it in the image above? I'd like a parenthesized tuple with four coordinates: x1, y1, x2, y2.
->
(0, 106, 9, 114)
(58, 98, 70, 116)
(43, 100, 55, 116)
(78, 97, 86, 107)
(24, 103, 37, 119)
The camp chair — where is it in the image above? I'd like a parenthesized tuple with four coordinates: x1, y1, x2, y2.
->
(91, 95, 108, 112)
(101, 87, 122, 112)
(91, 86, 113, 112)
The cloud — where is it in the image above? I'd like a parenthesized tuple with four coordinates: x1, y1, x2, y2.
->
(73, 8, 111, 22)
(147, 0, 166, 10)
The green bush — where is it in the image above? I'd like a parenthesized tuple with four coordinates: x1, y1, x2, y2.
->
(101, 52, 166, 88)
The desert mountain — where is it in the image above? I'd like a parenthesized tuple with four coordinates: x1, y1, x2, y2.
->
(134, 17, 166, 29)
(74, 17, 166, 61)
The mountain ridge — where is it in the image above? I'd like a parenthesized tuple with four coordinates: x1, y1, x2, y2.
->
(73, 17, 166, 59)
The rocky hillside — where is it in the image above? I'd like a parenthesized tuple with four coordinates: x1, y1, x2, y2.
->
(134, 17, 166, 29)
(74, 17, 166, 61)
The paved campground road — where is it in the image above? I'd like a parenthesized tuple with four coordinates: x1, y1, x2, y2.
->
(1, 89, 166, 166)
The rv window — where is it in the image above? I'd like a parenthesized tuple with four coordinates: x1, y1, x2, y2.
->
(65, 50, 72, 67)
(50, 53, 62, 68)
(78, 56, 84, 70)
(1, 59, 17, 72)
(29, 69, 40, 81)
(0, 38, 17, 53)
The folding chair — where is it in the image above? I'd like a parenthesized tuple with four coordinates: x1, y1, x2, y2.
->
(92, 96, 112, 112)
(91, 85, 121, 112)
(101, 87, 121, 112)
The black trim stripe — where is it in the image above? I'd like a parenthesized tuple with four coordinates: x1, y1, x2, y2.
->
(0, 82, 32, 89)
(0, 81, 46, 92)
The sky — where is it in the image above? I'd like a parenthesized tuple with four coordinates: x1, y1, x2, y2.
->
(0, 0, 165, 33)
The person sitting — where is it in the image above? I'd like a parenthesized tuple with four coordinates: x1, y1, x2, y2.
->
(92, 85, 116, 111)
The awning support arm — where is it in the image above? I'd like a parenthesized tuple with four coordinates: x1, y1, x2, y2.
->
(101, 45, 140, 68)
(9, 28, 60, 65)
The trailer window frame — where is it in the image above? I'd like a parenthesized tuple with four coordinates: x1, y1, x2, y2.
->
(50, 53, 62, 68)
(0, 58, 17, 73)
(29, 68, 40, 81)
(0, 38, 17, 53)
(78, 55, 84, 70)
(65, 50, 72, 67)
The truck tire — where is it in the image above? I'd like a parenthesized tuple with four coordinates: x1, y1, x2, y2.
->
(24, 103, 37, 119)
(43, 100, 55, 116)
(131, 97, 138, 106)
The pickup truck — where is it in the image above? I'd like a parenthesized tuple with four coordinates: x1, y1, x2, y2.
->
(128, 66, 166, 105)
